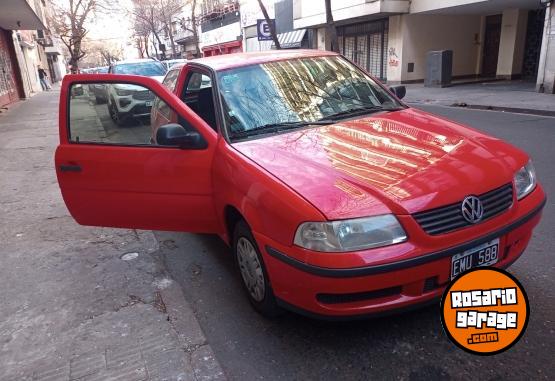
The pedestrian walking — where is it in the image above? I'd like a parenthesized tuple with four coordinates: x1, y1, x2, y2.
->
(38, 66, 51, 91)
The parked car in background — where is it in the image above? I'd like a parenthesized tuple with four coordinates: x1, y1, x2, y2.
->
(56, 50, 545, 319)
(91, 66, 109, 104)
(162, 59, 187, 70)
(106, 59, 167, 125)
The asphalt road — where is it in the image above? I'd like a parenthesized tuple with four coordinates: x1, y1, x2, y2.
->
(155, 105, 555, 381)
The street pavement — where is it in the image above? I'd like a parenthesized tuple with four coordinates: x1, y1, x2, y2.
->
(0, 88, 224, 381)
(156, 105, 555, 380)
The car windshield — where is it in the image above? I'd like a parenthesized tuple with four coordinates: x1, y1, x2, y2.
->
(217, 56, 404, 139)
(97, 67, 108, 73)
(113, 62, 166, 76)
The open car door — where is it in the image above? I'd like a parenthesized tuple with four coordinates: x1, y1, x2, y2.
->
(55, 74, 219, 233)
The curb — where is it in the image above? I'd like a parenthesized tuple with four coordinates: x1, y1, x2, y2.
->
(138, 228, 227, 380)
(449, 103, 555, 117)
(160, 282, 227, 380)
(407, 101, 555, 118)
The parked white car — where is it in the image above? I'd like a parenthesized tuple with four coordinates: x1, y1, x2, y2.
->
(106, 59, 166, 126)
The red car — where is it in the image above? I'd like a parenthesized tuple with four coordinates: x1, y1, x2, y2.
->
(55, 50, 546, 319)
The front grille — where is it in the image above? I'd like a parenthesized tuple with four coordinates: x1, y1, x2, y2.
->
(413, 183, 513, 235)
(133, 90, 154, 101)
(131, 104, 152, 115)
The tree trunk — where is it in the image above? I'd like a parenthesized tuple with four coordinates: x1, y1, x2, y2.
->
(167, 22, 177, 57)
(257, 0, 280, 49)
(152, 33, 159, 58)
(143, 36, 150, 57)
(324, 0, 339, 53)
(152, 30, 164, 59)
(191, 0, 201, 57)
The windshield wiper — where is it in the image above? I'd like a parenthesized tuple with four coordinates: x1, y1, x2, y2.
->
(230, 120, 334, 139)
(325, 105, 402, 120)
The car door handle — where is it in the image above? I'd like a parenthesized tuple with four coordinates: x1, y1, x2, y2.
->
(60, 164, 82, 172)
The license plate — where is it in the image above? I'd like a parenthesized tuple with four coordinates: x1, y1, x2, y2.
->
(451, 239, 499, 280)
(145, 101, 152, 107)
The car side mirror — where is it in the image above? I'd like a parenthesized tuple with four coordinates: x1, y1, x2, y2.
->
(156, 123, 207, 149)
(389, 85, 406, 99)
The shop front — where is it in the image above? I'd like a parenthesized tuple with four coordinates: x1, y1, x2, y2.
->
(202, 40, 243, 57)
(337, 19, 389, 81)
(0, 28, 23, 108)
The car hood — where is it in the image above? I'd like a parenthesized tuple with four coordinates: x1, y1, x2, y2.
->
(233, 108, 528, 219)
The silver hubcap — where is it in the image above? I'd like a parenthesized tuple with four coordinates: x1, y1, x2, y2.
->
(236, 237, 265, 302)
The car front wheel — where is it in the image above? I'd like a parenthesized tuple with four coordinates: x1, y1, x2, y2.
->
(233, 220, 282, 318)
(108, 99, 125, 126)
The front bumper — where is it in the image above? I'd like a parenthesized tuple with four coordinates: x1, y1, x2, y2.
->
(256, 187, 546, 319)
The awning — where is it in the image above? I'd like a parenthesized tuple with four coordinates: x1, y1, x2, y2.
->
(272, 29, 307, 49)
(0, 0, 47, 30)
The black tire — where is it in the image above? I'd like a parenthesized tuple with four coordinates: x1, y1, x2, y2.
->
(108, 99, 125, 126)
(233, 220, 282, 318)
(95, 95, 106, 104)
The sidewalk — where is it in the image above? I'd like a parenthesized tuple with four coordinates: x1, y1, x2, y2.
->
(0, 88, 225, 380)
(404, 80, 555, 116)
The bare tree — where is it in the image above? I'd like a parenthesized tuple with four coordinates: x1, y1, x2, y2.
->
(130, 0, 165, 59)
(179, 0, 201, 58)
(257, 0, 280, 49)
(133, 18, 151, 58)
(324, 0, 339, 53)
(130, 0, 183, 59)
(157, 0, 183, 58)
(85, 40, 123, 65)
(50, 0, 96, 72)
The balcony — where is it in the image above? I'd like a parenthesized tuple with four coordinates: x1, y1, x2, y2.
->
(174, 28, 195, 44)
(0, 0, 47, 29)
(293, 0, 409, 29)
(201, 0, 239, 21)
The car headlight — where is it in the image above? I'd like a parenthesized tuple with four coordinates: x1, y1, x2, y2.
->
(293, 215, 407, 252)
(514, 160, 537, 200)
(115, 88, 133, 96)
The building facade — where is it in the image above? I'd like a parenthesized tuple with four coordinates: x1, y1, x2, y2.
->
(173, 2, 202, 59)
(293, 0, 553, 91)
(0, 0, 66, 108)
(200, 0, 243, 56)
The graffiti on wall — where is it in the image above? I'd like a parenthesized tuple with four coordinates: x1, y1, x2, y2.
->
(388, 47, 399, 67)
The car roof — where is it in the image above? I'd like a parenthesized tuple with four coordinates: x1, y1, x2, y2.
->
(191, 49, 338, 72)
(112, 58, 160, 65)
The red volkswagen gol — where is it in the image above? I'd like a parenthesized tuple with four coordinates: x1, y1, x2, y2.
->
(55, 50, 546, 319)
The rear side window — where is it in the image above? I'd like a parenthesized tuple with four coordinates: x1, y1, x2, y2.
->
(186, 73, 212, 91)
(162, 69, 180, 91)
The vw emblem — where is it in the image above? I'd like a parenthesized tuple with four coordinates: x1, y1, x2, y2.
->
(461, 196, 484, 224)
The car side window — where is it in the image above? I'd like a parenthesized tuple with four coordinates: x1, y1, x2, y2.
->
(162, 69, 179, 91)
(68, 81, 179, 146)
(181, 71, 217, 131)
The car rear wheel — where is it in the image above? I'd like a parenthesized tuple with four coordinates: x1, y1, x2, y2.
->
(233, 220, 282, 318)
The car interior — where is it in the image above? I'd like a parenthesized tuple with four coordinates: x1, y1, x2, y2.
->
(180, 72, 217, 132)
